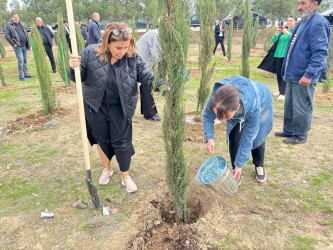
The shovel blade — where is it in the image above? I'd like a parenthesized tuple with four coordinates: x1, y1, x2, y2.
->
(86, 170, 100, 209)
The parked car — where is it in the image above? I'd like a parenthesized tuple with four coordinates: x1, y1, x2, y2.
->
(190, 14, 200, 27)
(321, 8, 333, 25)
(224, 11, 268, 28)
(135, 18, 148, 30)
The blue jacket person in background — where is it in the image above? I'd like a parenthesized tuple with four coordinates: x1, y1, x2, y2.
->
(203, 76, 273, 184)
(87, 12, 101, 45)
(276, 0, 330, 144)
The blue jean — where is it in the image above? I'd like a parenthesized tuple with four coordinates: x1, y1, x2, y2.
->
(13, 46, 28, 77)
(283, 81, 317, 140)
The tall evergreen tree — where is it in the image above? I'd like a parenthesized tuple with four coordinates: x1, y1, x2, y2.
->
(227, 16, 233, 62)
(75, 23, 85, 54)
(264, 26, 275, 52)
(158, 0, 190, 221)
(0, 38, 6, 58)
(31, 26, 56, 114)
(251, 15, 259, 48)
(129, 15, 139, 41)
(241, 0, 252, 78)
(55, 13, 71, 85)
(323, 26, 333, 92)
(0, 62, 6, 86)
(196, 0, 216, 116)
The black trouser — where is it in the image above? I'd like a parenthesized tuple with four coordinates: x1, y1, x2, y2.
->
(213, 37, 226, 56)
(229, 123, 265, 169)
(85, 102, 135, 172)
(274, 57, 286, 95)
(140, 84, 157, 119)
(43, 43, 56, 72)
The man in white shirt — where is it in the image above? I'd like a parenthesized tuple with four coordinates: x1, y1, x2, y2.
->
(213, 19, 226, 56)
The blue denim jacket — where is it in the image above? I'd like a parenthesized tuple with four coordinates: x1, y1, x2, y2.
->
(203, 76, 273, 168)
(282, 12, 330, 82)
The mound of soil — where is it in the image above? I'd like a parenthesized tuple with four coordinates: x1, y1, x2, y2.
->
(186, 122, 226, 142)
(54, 85, 76, 95)
(5, 107, 71, 134)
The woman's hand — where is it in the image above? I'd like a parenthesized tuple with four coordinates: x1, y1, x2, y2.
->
(206, 139, 215, 154)
(231, 166, 242, 182)
(69, 55, 81, 69)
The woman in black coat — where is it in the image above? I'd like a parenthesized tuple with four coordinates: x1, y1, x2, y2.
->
(69, 22, 155, 193)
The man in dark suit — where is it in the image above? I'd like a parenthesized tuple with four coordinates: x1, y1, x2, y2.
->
(36, 17, 56, 73)
(213, 19, 226, 56)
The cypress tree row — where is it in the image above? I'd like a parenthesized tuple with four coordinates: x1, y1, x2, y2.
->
(241, 0, 252, 78)
(0, 62, 6, 86)
(151, 2, 159, 30)
(158, 0, 190, 221)
(31, 26, 56, 114)
(55, 14, 70, 85)
(129, 16, 138, 41)
(227, 16, 233, 62)
(323, 26, 333, 92)
(196, 0, 216, 116)
(75, 23, 85, 54)
(264, 26, 275, 52)
(0, 38, 6, 58)
(251, 16, 259, 48)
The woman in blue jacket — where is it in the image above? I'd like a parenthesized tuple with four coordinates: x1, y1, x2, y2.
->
(203, 76, 273, 184)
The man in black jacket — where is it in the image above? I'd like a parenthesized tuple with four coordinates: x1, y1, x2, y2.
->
(87, 12, 101, 45)
(36, 17, 56, 73)
(213, 19, 226, 56)
(5, 13, 34, 81)
(63, 20, 72, 53)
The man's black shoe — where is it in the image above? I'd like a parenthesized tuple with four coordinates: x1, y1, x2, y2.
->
(275, 131, 292, 138)
(53, 69, 57, 73)
(255, 166, 266, 184)
(283, 136, 307, 145)
(146, 114, 162, 121)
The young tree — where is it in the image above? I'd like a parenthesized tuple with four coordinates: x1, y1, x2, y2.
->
(0, 62, 6, 86)
(251, 15, 259, 48)
(129, 15, 139, 41)
(263, 26, 275, 52)
(241, 0, 252, 78)
(323, 26, 333, 92)
(158, 0, 190, 221)
(196, 0, 216, 116)
(227, 16, 233, 62)
(0, 38, 6, 58)
(31, 25, 56, 114)
(75, 23, 85, 53)
(55, 13, 70, 86)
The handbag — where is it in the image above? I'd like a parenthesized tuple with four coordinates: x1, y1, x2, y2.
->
(257, 33, 282, 74)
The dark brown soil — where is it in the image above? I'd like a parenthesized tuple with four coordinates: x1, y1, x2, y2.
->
(186, 122, 226, 142)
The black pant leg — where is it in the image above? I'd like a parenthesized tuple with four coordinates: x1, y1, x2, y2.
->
(251, 142, 265, 167)
(140, 84, 157, 118)
(213, 38, 219, 54)
(44, 44, 56, 71)
(220, 38, 226, 56)
(229, 123, 241, 170)
(275, 57, 286, 95)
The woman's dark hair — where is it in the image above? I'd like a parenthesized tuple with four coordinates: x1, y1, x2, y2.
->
(209, 85, 240, 120)
(288, 15, 297, 22)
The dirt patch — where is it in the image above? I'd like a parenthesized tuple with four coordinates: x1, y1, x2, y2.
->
(314, 89, 333, 105)
(190, 68, 201, 79)
(0, 84, 18, 90)
(186, 122, 226, 142)
(5, 107, 71, 134)
(0, 57, 14, 63)
(54, 85, 77, 95)
(4, 68, 18, 76)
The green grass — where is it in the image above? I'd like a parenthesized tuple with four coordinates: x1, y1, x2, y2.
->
(292, 235, 317, 250)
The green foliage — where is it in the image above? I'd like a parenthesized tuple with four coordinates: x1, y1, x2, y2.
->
(55, 13, 70, 85)
(0, 62, 6, 86)
(75, 23, 85, 54)
(0, 38, 6, 58)
(151, 2, 160, 30)
(129, 15, 139, 41)
(196, 0, 216, 115)
(31, 25, 56, 114)
(264, 26, 275, 52)
(251, 15, 259, 48)
(158, 0, 190, 221)
(323, 26, 332, 92)
(241, 0, 252, 78)
(227, 16, 233, 62)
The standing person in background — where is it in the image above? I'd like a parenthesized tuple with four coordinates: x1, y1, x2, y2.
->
(275, 0, 330, 145)
(136, 28, 162, 121)
(87, 12, 101, 45)
(36, 17, 56, 73)
(5, 13, 34, 81)
(272, 15, 297, 101)
(213, 19, 226, 56)
(63, 20, 72, 53)
(77, 22, 88, 47)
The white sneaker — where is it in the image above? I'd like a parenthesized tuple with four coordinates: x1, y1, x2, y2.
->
(273, 91, 280, 96)
(122, 176, 137, 193)
(98, 168, 114, 185)
(277, 95, 285, 101)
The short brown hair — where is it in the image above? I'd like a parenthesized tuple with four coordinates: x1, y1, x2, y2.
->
(95, 22, 137, 62)
(210, 85, 240, 120)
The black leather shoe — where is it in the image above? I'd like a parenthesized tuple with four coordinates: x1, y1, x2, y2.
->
(275, 131, 292, 137)
(283, 137, 307, 145)
(145, 114, 162, 121)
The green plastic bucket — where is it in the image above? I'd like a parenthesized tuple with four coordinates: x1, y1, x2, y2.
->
(196, 156, 238, 195)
